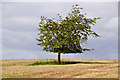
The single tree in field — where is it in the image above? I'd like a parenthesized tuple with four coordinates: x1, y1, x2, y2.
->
(36, 4, 100, 64)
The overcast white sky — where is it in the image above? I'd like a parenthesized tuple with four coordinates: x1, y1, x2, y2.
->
(1, 2, 118, 59)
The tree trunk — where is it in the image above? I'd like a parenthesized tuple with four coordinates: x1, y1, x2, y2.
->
(58, 53, 61, 64)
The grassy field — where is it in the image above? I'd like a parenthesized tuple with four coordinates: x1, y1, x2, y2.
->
(2, 59, 118, 78)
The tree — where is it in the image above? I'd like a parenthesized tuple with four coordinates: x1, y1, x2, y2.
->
(36, 4, 100, 64)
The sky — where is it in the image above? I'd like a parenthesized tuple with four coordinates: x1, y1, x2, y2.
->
(1, 2, 118, 59)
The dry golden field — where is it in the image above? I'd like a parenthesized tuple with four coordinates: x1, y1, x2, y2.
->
(1, 59, 118, 78)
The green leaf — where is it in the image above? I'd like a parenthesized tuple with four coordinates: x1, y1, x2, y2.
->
(36, 3, 100, 54)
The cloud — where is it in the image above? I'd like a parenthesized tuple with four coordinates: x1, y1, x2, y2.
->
(2, 0, 119, 2)
(2, 2, 118, 59)
(0, 28, 2, 59)
(6, 17, 38, 25)
(2, 29, 41, 51)
(3, 16, 39, 32)
(2, 48, 59, 59)
(2, 49, 39, 59)
(101, 17, 118, 40)
(105, 17, 118, 30)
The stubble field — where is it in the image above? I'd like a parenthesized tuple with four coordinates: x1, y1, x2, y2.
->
(2, 59, 118, 78)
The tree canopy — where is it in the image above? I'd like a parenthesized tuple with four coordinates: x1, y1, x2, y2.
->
(36, 4, 100, 54)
